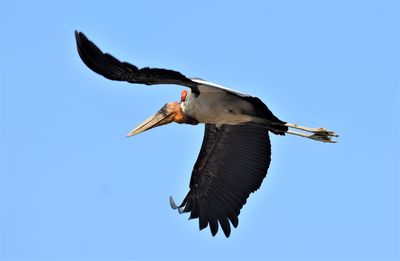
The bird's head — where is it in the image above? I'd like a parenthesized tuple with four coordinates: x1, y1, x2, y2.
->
(126, 102, 185, 137)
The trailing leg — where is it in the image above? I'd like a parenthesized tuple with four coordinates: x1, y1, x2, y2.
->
(284, 122, 338, 143)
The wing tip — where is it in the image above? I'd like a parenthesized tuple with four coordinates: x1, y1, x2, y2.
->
(74, 30, 85, 45)
(169, 196, 185, 214)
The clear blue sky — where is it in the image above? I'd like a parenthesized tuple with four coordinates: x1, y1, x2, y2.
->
(1, 0, 399, 260)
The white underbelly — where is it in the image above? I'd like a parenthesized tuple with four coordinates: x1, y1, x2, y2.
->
(181, 91, 256, 125)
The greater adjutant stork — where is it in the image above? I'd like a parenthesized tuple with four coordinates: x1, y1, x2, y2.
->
(75, 31, 337, 237)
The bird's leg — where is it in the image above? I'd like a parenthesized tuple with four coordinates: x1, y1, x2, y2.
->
(286, 130, 337, 143)
(285, 123, 338, 143)
(285, 123, 336, 135)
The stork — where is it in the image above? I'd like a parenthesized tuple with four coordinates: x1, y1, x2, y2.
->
(75, 31, 338, 237)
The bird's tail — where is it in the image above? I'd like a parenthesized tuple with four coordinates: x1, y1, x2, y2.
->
(270, 122, 289, 135)
(251, 118, 288, 135)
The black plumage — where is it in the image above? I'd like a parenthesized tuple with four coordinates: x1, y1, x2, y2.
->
(75, 31, 199, 91)
(170, 124, 271, 237)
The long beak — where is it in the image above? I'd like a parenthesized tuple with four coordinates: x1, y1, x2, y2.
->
(126, 105, 174, 137)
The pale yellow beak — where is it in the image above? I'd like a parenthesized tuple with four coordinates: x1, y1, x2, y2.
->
(126, 104, 175, 137)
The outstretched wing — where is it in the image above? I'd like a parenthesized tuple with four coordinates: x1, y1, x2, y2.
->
(170, 124, 271, 237)
(74, 31, 287, 128)
(75, 31, 198, 90)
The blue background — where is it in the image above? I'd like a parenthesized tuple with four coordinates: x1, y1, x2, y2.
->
(1, 0, 399, 260)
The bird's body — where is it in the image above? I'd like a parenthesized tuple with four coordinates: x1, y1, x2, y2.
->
(182, 80, 267, 126)
(183, 87, 250, 125)
(75, 31, 337, 237)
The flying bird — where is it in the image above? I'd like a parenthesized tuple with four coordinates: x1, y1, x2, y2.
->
(74, 31, 337, 237)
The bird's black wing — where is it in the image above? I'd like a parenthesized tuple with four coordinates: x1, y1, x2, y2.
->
(75, 31, 199, 91)
(170, 124, 271, 237)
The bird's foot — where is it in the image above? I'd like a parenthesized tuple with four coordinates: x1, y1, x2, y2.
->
(307, 132, 337, 143)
